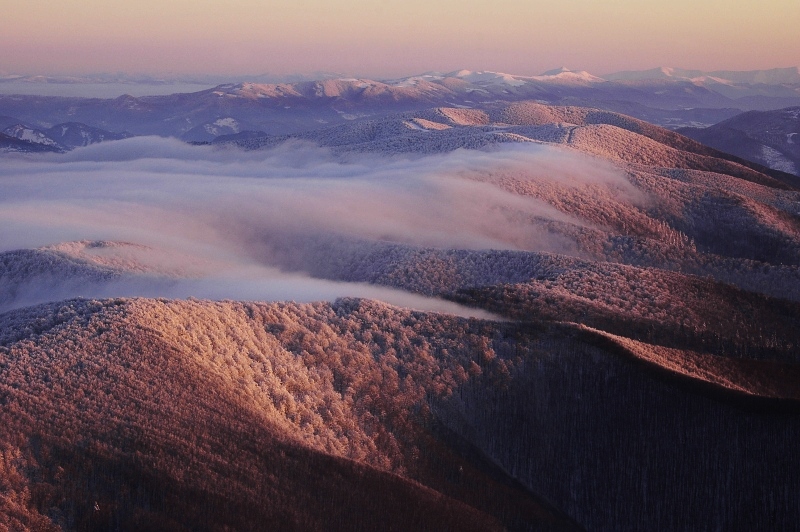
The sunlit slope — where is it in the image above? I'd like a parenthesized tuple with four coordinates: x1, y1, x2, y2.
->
(0, 298, 578, 531)
(1, 298, 796, 530)
(220, 101, 800, 188)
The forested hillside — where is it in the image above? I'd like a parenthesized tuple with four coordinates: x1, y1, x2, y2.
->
(1, 298, 797, 530)
(1, 99, 798, 530)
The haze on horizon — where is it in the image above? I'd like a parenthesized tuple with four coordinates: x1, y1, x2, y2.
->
(2, 0, 798, 79)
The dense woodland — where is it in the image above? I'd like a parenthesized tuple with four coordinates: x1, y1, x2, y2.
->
(1, 298, 797, 530)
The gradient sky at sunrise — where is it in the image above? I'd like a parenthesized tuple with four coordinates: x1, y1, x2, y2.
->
(2, 0, 798, 78)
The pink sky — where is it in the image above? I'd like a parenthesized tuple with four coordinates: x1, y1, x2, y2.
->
(2, 0, 798, 78)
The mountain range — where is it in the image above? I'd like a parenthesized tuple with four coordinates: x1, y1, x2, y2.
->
(2, 66, 799, 175)
(0, 67, 798, 137)
(1, 68, 800, 530)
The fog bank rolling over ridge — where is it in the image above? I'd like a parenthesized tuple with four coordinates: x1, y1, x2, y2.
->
(0, 137, 625, 312)
(1, 137, 626, 253)
(0, 247, 501, 319)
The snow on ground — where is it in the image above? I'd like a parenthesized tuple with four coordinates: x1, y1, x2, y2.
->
(532, 70, 603, 84)
(5, 125, 60, 147)
(213, 118, 240, 131)
(690, 76, 735, 86)
(761, 145, 797, 174)
(390, 75, 444, 87)
(335, 109, 366, 121)
(450, 70, 528, 87)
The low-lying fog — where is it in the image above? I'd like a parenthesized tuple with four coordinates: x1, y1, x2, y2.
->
(0, 137, 630, 313)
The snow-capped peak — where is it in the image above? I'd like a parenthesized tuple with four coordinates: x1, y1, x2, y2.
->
(533, 69, 604, 84)
(539, 67, 573, 76)
(446, 70, 527, 87)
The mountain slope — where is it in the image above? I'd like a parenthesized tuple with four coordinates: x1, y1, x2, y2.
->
(0, 132, 62, 153)
(217, 101, 800, 189)
(0, 298, 583, 530)
(44, 122, 130, 149)
(679, 107, 800, 176)
(1, 297, 797, 530)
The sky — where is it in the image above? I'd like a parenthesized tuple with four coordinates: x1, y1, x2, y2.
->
(1, 0, 798, 78)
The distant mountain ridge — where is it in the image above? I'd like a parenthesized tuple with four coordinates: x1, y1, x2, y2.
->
(1, 67, 798, 141)
(679, 106, 800, 176)
(604, 66, 800, 84)
(213, 101, 800, 189)
(4, 66, 798, 87)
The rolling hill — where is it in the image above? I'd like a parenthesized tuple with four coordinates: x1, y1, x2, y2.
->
(1, 94, 799, 530)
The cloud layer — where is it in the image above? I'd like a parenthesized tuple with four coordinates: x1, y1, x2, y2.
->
(0, 137, 629, 311)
